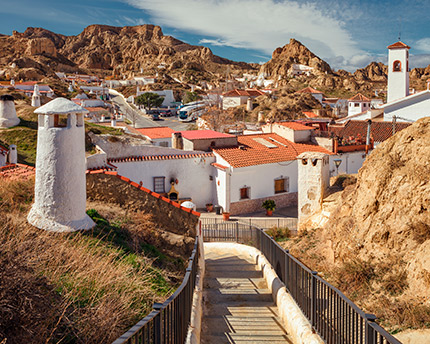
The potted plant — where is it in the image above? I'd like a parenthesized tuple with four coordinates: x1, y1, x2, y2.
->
(206, 203, 214, 212)
(262, 199, 276, 216)
(222, 211, 230, 221)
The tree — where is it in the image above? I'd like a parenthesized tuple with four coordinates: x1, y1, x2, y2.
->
(135, 92, 164, 110)
(182, 91, 201, 104)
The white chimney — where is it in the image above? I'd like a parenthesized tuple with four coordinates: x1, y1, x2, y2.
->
(31, 84, 41, 107)
(0, 95, 20, 128)
(27, 98, 95, 232)
(8, 144, 17, 164)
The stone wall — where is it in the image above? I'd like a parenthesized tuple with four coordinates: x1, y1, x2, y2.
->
(229, 192, 297, 215)
(86, 171, 199, 237)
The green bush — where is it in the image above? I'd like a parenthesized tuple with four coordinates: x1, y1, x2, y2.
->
(266, 226, 291, 242)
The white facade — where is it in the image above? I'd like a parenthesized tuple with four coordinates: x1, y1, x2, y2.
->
(379, 90, 430, 122)
(262, 123, 312, 143)
(348, 100, 371, 117)
(222, 96, 248, 110)
(28, 98, 95, 232)
(0, 96, 20, 128)
(137, 90, 176, 108)
(387, 44, 409, 103)
(112, 156, 216, 208)
(329, 151, 368, 176)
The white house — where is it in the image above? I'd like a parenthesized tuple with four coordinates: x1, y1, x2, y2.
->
(347, 93, 371, 117)
(289, 64, 314, 77)
(108, 152, 216, 208)
(212, 133, 331, 215)
(136, 89, 176, 108)
(222, 89, 265, 110)
(0, 145, 8, 167)
(135, 126, 175, 147)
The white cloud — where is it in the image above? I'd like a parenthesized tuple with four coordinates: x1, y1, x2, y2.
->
(124, 0, 366, 70)
(415, 38, 430, 53)
(199, 38, 246, 49)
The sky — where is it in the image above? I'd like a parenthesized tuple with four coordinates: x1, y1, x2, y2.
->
(1, 0, 430, 71)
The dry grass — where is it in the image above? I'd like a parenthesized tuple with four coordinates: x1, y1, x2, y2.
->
(0, 178, 188, 343)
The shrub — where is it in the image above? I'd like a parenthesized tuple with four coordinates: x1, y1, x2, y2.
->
(266, 226, 291, 242)
(262, 199, 276, 211)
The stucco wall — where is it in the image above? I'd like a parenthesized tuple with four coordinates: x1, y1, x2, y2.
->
(262, 123, 311, 143)
(229, 161, 298, 203)
(329, 151, 367, 176)
(112, 155, 217, 208)
(86, 172, 199, 237)
(384, 94, 430, 122)
(387, 48, 409, 103)
(184, 137, 238, 152)
(230, 192, 297, 215)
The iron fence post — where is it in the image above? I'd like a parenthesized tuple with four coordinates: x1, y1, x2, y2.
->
(311, 271, 318, 330)
(235, 221, 239, 242)
(365, 313, 377, 344)
(153, 303, 163, 344)
(285, 249, 290, 292)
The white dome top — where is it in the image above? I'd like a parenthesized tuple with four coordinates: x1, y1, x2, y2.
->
(181, 201, 196, 210)
(35, 97, 88, 115)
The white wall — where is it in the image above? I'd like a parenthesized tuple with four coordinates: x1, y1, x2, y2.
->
(383, 92, 430, 122)
(387, 48, 409, 103)
(0, 151, 6, 167)
(348, 101, 370, 117)
(262, 123, 312, 143)
(222, 96, 247, 110)
(229, 161, 298, 203)
(113, 156, 216, 208)
(329, 151, 368, 176)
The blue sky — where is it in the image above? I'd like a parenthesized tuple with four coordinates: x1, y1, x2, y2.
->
(1, 0, 430, 71)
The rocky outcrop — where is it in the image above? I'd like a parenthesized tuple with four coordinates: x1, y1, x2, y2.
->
(1, 25, 254, 81)
(324, 118, 430, 298)
(260, 39, 332, 78)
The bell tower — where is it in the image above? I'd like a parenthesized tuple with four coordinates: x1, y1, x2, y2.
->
(387, 41, 410, 103)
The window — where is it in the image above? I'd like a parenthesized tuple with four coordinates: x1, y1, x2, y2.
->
(393, 60, 401, 72)
(54, 114, 68, 128)
(153, 177, 165, 193)
(240, 187, 250, 200)
(354, 103, 359, 107)
(275, 177, 289, 194)
(76, 114, 84, 127)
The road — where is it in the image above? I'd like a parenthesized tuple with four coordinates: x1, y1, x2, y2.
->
(109, 92, 191, 131)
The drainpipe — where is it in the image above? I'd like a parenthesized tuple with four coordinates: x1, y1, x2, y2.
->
(366, 119, 372, 155)
(392, 115, 396, 136)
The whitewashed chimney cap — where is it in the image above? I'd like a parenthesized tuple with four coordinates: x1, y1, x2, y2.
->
(35, 97, 89, 115)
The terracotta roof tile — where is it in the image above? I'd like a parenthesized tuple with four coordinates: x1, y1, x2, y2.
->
(329, 120, 411, 143)
(348, 93, 371, 102)
(213, 133, 331, 168)
(277, 122, 315, 131)
(223, 89, 265, 97)
(387, 41, 411, 49)
(295, 87, 323, 94)
(135, 126, 175, 139)
(303, 111, 318, 118)
(0, 164, 35, 180)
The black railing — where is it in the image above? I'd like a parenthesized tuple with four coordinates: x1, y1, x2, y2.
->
(112, 237, 200, 344)
(202, 220, 401, 344)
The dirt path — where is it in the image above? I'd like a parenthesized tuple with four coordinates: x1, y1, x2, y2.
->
(201, 244, 292, 344)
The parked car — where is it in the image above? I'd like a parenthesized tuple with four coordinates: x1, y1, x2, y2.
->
(151, 113, 161, 121)
(160, 109, 172, 117)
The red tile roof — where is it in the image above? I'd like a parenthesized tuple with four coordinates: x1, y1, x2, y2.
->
(223, 89, 265, 97)
(180, 130, 234, 140)
(348, 93, 370, 102)
(387, 41, 411, 49)
(302, 111, 318, 118)
(0, 164, 35, 180)
(0, 145, 7, 154)
(84, 107, 108, 113)
(213, 133, 331, 168)
(278, 122, 315, 131)
(329, 120, 411, 143)
(136, 126, 175, 139)
(211, 162, 229, 170)
(295, 87, 323, 94)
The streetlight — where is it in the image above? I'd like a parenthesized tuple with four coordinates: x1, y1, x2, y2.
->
(334, 159, 342, 176)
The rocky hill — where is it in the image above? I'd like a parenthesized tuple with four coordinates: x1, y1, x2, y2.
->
(0, 25, 255, 81)
(260, 39, 430, 98)
(285, 118, 430, 333)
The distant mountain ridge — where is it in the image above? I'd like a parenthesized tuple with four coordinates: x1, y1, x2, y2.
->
(1, 25, 429, 97)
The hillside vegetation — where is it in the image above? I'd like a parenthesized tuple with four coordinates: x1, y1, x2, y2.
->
(0, 177, 192, 344)
(282, 118, 430, 334)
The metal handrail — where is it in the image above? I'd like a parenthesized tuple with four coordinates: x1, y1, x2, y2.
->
(201, 220, 402, 344)
(112, 237, 200, 344)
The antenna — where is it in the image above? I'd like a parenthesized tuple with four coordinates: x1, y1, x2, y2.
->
(398, 17, 402, 41)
